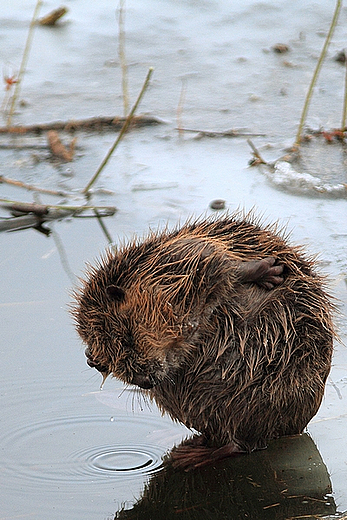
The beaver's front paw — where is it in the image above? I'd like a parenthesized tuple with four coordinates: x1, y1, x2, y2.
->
(237, 257, 284, 289)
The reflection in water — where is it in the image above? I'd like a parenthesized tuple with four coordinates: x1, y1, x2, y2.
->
(116, 434, 335, 520)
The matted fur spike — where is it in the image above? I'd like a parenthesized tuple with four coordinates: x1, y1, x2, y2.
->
(72, 211, 335, 469)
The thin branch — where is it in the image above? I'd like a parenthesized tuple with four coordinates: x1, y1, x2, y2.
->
(247, 139, 267, 165)
(0, 198, 117, 215)
(177, 127, 266, 138)
(0, 174, 68, 196)
(83, 67, 154, 195)
(0, 115, 162, 135)
(0, 199, 117, 233)
(38, 7, 68, 26)
(0, 142, 49, 150)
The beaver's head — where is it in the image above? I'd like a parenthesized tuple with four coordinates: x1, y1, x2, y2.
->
(73, 234, 238, 389)
(73, 267, 197, 390)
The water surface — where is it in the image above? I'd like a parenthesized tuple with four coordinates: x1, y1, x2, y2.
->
(1, 1, 347, 519)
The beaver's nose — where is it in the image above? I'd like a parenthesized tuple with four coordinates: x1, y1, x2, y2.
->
(131, 373, 155, 389)
(86, 357, 98, 368)
(85, 349, 108, 373)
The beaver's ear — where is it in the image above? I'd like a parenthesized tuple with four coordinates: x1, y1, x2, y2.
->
(106, 285, 125, 302)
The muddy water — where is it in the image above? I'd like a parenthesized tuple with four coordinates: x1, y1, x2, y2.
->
(1, 1, 347, 519)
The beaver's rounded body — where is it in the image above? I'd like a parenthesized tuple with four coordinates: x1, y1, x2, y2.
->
(74, 213, 334, 463)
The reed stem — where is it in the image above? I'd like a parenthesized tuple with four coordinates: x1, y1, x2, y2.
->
(118, 0, 129, 116)
(7, 0, 43, 126)
(294, 0, 342, 147)
(341, 49, 347, 132)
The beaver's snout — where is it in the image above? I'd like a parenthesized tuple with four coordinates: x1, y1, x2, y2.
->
(85, 349, 108, 373)
(131, 373, 156, 389)
(86, 357, 99, 369)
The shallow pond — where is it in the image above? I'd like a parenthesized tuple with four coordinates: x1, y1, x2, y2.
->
(1, 1, 347, 519)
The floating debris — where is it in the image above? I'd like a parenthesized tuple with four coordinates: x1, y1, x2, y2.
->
(334, 49, 346, 63)
(47, 130, 76, 162)
(272, 43, 290, 54)
(210, 199, 226, 210)
(38, 6, 68, 26)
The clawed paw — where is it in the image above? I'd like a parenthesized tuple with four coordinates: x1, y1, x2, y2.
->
(237, 257, 284, 290)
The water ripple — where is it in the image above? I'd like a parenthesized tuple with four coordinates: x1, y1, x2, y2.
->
(0, 414, 164, 487)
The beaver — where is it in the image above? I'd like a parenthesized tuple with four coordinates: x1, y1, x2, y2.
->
(73, 212, 334, 468)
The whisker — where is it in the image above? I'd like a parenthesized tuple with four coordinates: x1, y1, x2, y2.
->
(117, 384, 128, 399)
(82, 369, 102, 385)
(136, 387, 145, 412)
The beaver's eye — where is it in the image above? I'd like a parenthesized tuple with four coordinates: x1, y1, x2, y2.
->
(106, 285, 125, 302)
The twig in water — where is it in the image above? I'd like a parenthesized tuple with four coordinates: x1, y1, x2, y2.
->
(294, 0, 342, 147)
(0, 174, 68, 197)
(83, 67, 154, 195)
(38, 7, 68, 26)
(7, 0, 43, 126)
(0, 141, 49, 150)
(0, 115, 163, 135)
(247, 139, 267, 165)
(0, 199, 117, 215)
(177, 128, 266, 139)
(117, 0, 129, 116)
(0, 199, 117, 233)
(47, 130, 76, 161)
(0, 201, 49, 216)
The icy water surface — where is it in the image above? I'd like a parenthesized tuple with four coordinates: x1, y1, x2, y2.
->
(1, 1, 347, 519)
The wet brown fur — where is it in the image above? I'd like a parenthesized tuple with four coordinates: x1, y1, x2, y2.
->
(72, 212, 334, 468)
